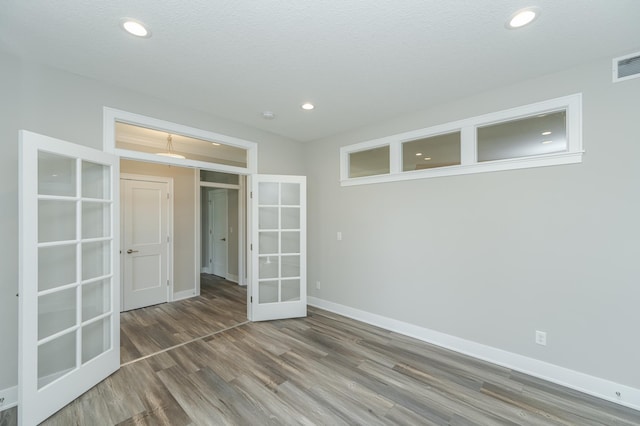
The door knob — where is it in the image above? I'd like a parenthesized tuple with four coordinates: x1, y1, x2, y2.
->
(221, 238, 226, 241)
(126, 249, 139, 254)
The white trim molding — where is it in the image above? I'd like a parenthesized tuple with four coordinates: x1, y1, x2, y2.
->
(308, 296, 640, 412)
(340, 93, 583, 186)
(103, 107, 259, 175)
(173, 289, 198, 302)
(0, 385, 18, 412)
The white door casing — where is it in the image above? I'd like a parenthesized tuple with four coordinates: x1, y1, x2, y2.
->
(121, 177, 170, 311)
(249, 175, 307, 321)
(19, 130, 120, 425)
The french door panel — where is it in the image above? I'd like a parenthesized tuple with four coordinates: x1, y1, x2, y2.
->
(19, 130, 120, 425)
(250, 175, 306, 322)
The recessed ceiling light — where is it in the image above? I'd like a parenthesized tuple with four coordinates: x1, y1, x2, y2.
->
(415, 152, 422, 156)
(542, 131, 552, 136)
(211, 142, 221, 146)
(424, 157, 432, 161)
(262, 111, 276, 119)
(301, 103, 315, 110)
(506, 8, 539, 29)
(541, 140, 553, 145)
(121, 18, 151, 37)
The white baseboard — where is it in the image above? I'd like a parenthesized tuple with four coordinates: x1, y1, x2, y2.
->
(173, 289, 197, 302)
(0, 385, 17, 412)
(308, 296, 640, 412)
(226, 273, 239, 283)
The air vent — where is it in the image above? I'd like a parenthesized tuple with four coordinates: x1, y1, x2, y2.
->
(613, 51, 640, 83)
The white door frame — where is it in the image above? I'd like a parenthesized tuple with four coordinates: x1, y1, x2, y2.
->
(120, 174, 174, 310)
(104, 108, 255, 299)
(197, 181, 245, 286)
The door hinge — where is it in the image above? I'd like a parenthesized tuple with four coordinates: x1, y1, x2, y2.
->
(250, 191, 253, 199)
(167, 280, 170, 287)
(250, 243, 253, 251)
(167, 236, 170, 243)
(250, 296, 253, 303)
(167, 193, 170, 199)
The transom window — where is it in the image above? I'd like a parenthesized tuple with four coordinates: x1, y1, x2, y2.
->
(477, 111, 567, 162)
(340, 94, 582, 186)
(402, 131, 461, 171)
(104, 107, 258, 175)
(348, 146, 390, 178)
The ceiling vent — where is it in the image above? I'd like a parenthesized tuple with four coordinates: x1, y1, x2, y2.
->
(613, 51, 640, 83)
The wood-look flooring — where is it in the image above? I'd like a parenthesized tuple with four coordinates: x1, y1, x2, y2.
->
(120, 274, 248, 365)
(2, 275, 639, 425)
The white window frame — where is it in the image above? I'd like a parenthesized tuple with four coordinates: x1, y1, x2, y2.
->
(340, 93, 583, 186)
(103, 107, 258, 175)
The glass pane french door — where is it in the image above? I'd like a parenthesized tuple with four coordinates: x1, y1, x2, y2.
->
(19, 130, 120, 425)
(250, 175, 306, 321)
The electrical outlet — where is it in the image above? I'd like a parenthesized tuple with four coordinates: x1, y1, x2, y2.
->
(337, 231, 342, 241)
(316, 281, 321, 290)
(535, 330, 547, 346)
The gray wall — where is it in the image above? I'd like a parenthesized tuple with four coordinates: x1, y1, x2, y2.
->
(305, 56, 640, 389)
(0, 50, 304, 392)
(0, 46, 21, 398)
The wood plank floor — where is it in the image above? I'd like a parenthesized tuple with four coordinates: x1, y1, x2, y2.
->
(120, 274, 248, 364)
(2, 275, 640, 425)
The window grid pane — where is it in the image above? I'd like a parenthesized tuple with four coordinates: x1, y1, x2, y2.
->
(402, 132, 461, 171)
(477, 111, 567, 162)
(349, 146, 390, 178)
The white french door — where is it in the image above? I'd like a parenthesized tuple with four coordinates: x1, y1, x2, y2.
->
(250, 175, 306, 321)
(19, 131, 120, 425)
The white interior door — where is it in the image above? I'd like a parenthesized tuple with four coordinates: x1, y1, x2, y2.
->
(122, 179, 168, 311)
(250, 175, 306, 321)
(19, 130, 120, 425)
(212, 189, 228, 278)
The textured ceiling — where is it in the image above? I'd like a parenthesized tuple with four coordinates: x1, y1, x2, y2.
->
(1, 1, 639, 143)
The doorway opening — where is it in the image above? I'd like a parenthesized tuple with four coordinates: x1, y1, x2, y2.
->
(201, 188, 235, 280)
(114, 122, 249, 319)
(200, 170, 245, 286)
